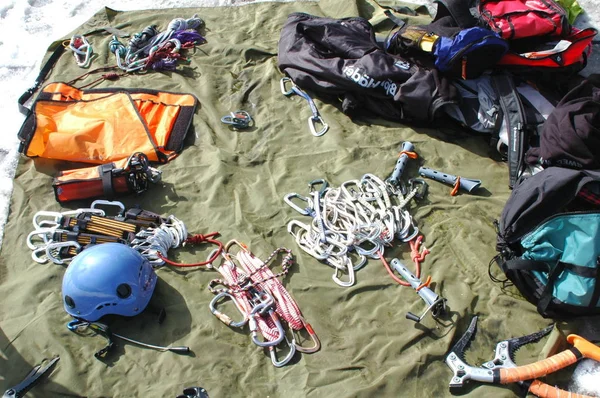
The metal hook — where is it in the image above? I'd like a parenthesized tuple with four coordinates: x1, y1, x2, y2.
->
(209, 292, 248, 328)
(249, 306, 285, 348)
(331, 259, 355, 287)
(294, 320, 321, 354)
(283, 193, 314, 216)
(46, 241, 82, 265)
(308, 116, 328, 137)
(280, 77, 295, 96)
(90, 200, 125, 216)
(269, 335, 297, 367)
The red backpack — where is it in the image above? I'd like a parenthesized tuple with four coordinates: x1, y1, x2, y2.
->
(479, 0, 570, 40)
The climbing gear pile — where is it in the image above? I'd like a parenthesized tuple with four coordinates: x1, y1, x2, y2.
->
(109, 15, 206, 73)
(207, 240, 320, 367)
(26, 200, 187, 267)
(280, 77, 329, 137)
(52, 152, 162, 203)
(285, 173, 423, 287)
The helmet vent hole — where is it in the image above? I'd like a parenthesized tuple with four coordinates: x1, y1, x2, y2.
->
(117, 283, 132, 299)
(65, 295, 76, 309)
(96, 304, 104, 310)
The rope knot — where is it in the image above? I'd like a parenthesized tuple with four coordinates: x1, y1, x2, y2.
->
(185, 232, 220, 245)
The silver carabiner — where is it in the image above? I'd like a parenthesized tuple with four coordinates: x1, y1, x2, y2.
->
(308, 115, 328, 137)
(26, 227, 57, 250)
(91, 200, 125, 217)
(283, 193, 313, 216)
(209, 292, 248, 328)
(46, 241, 82, 265)
(269, 335, 297, 368)
(280, 77, 295, 96)
(249, 306, 285, 348)
(331, 258, 355, 287)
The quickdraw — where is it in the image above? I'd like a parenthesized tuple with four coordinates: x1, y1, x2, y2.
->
(280, 77, 329, 137)
(207, 240, 320, 367)
(27, 200, 187, 267)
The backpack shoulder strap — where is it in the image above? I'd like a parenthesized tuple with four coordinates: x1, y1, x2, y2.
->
(492, 72, 527, 188)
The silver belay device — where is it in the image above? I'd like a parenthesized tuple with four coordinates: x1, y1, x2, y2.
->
(390, 258, 446, 322)
(387, 141, 415, 188)
(418, 167, 481, 193)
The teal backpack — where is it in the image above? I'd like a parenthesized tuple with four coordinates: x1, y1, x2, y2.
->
(493, 167, 600, 318)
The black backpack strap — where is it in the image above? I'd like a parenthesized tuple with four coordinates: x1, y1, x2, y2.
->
(536, 260, 566, 317)
(18, 41, 66, 116)
(492, 73, 526, 188)
(591, 258, 600, 310)
(99, 163, 116, 201)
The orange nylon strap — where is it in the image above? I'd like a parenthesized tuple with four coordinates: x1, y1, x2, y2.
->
(450, 176, 461, 196)
(399, 150, 418, 159)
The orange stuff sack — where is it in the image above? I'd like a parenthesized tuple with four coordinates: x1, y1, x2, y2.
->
(18, 82, 198, 164)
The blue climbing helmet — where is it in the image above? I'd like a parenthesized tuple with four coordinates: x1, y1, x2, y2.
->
(62, 243, 157, 322)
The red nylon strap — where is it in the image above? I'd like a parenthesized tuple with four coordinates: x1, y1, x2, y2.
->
(159, 232, 223, 267)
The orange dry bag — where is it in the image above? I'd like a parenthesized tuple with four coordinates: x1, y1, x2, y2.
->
(18, 82, 198, 164)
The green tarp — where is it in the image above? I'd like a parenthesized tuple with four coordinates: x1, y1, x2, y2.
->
(1, 1, 597, 397)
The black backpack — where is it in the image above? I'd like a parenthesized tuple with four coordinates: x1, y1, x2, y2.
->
(492, 167, 600, 318)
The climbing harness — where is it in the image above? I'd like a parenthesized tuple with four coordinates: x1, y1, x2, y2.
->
(27, 200, 187, 266)
(280, 77, 329, 137)
(52, 152, 162, 203)
(207, 240, 320, 367)
(66, 35, 93, 68)
(221, 111, 253, 130)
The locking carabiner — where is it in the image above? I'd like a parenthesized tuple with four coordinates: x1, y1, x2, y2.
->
(209, 291, 248, 328)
